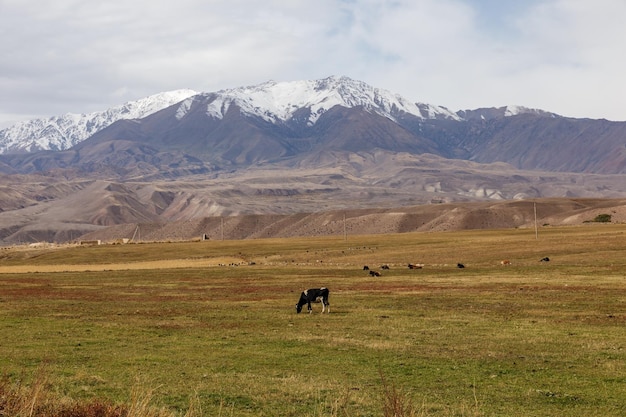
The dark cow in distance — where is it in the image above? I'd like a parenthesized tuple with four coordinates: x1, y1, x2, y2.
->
(369, 270, 381, 277)
(296, 288, 330, 314)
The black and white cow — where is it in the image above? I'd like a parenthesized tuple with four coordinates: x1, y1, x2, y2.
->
(295, 288, 330, 314)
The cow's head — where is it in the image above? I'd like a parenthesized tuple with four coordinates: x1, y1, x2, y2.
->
(296, 303, 303, 313)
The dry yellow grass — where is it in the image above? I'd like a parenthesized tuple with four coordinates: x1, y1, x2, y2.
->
(0, 256, 246, 274)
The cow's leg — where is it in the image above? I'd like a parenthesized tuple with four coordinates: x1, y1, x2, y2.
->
(320, 296, 330, 313)
(308, 302, 312, 313)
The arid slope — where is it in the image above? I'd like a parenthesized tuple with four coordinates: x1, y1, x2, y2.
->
(77, 198, 626, 243)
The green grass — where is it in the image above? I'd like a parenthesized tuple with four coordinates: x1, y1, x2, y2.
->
(1, 225, 626, 415)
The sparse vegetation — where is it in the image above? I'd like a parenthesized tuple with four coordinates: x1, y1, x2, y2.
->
(1, 225, 626, 416)
(0, 370, 194, 417)
(593, 213, 612, 222)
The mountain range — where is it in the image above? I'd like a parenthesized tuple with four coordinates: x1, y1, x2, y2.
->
(0, 89, 198, 154)
(1, 76, 626, 245)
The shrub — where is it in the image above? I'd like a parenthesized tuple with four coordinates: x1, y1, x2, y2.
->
(593, 213, 612, 223)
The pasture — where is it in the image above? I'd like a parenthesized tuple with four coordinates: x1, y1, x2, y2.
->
(1, 224, 626, 416)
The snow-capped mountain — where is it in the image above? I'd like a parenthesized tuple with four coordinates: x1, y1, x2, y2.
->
(178, 76, 461, 126)
(0, 89, 197, 154)
(1, 76, 555, 156)
(3, 75, 625, 176)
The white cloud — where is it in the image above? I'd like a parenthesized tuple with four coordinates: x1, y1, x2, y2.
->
(1, 0, 626, 125)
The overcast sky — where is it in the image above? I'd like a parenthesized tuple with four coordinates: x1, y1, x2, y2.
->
(2, 0, 626, 127)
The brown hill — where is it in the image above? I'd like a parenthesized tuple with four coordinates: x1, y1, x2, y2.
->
(3, 151, 626, 245)
(77, 198, 626, 243)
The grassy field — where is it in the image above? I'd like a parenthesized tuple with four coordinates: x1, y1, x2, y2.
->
(1, 224, 626, 416)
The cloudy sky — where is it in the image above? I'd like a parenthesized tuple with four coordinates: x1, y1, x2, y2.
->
(2, 0, 626, 127)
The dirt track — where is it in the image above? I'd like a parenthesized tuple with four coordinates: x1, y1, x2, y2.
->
(0, 256, 246, 274)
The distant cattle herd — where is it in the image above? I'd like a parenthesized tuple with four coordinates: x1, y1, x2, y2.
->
(296, 257, 551, 313)
(359, 257, 551, 276)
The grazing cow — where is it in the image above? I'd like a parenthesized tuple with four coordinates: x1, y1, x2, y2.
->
(408, 263, 423, 269)
(295, 288, 330, 314)
(363, 265, 369, 270)
(369, 270, 381, 277)
(457, 263, 465, 268)
(381, 265, 390, 270)
(500, 260, 511, 266)
(540, 257, 550, 262)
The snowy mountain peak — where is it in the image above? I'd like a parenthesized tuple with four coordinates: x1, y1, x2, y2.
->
(0, 89, 198, 154)
(456, 105, 558, 122)
(176, 76, 461, 125)
(503, 105, 555, 117)
(0, 77, 558, 157)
